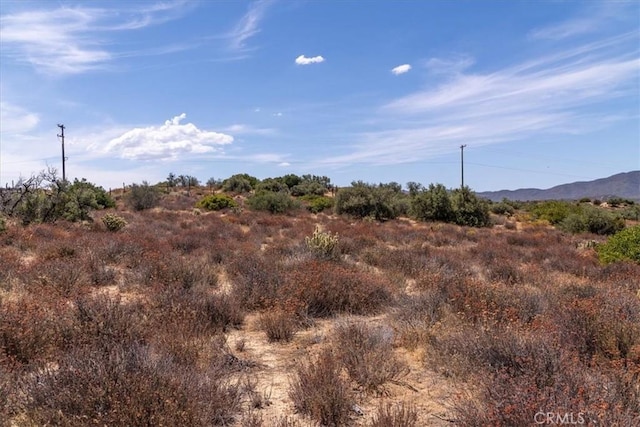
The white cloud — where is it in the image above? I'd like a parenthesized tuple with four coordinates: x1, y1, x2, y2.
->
(222, 124, 275, 135)
(0, 102, 39, 134)
(391, 64, 411, 75)
(295, 55, 325, 65)
(228, 0, 272, 50)
(318, 34, 639, 167)
(104, 114, 233, 160)
(0, 2, 190, 74)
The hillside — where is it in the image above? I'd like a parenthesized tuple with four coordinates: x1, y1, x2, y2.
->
(478, 171, 640, 202)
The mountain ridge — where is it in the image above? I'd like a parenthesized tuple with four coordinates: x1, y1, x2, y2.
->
(477, 171, 640, 202)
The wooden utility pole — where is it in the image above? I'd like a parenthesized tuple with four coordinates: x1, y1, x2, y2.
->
(57, 124, 66, 182)
(460, 144, 467, 188)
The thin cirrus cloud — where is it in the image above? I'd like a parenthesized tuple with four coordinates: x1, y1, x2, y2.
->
(0, 1, 190, 75)
(318, 33, 639, 167)
(295, 55, 325, 65)
(391, 64, 411, 75)
(227, 0, 273, 51)
(103, 113, 233, 161)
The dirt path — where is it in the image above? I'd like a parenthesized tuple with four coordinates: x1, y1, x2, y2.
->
(225, 313, 458, 425)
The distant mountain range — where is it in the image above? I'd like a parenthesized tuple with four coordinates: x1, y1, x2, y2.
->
(477, 171, 640, 202)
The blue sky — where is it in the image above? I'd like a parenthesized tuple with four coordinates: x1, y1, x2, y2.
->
(1, 0, 638, 192)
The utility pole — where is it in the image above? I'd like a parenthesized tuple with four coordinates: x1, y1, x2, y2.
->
(57, 124, 67, 182)
(460, 144, 467, 189)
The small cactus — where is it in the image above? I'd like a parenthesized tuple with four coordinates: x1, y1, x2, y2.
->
(305, 225, 339, 259)
(102, 213, 127, 232)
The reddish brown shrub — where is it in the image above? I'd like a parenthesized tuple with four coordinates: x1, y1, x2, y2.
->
(283, 260, 393, 317)
(289, 349, 353, 426)
(0, 296, 71, 365)
(21, 343, 243, 426)
(228, 253, 285, 310)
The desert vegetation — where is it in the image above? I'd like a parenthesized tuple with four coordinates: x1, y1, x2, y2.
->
(1, 171, 639, 426)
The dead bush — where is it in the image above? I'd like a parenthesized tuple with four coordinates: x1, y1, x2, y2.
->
(0, 296, 70, 365)
(259, 308, 298, 342)
(392, 291, 448, 349)
(333, 321, 408, 394)
(21, 343, 243, 426)
(228, 253, 284, 310)
(369, 402, 418, 427)
(289, 349, 353, 426)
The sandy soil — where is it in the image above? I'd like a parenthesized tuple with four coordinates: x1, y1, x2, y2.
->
(225, 312, 459, 425)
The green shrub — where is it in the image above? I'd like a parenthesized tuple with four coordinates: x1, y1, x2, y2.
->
(126, 181, 160, 211)
(101, 213, 127, 232)
(305, 225, 339, 259)
(451, 187, 491, 227)
(620, 205, 640, 221)
(335, 181, 407, 221)
(300, 195, 334, 213)
(247, 191, 299, 214)
(291, 175, 331, 197)
(410, 183, 454, 222)
(0, 216, 5, 233)
(560, 207, 624, 235)
(529, 200, 577, 224)
(196, 194, 238, 211)
(222, 174, 259, 193)
(597, 225, 640, 264)
(490, 202, 515, 216)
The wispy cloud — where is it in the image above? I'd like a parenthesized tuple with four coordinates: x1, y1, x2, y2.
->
(528, 1, 636, 40)
(391, 64, 411, 75)
(295, 55, 325, 65)
(103, 114, 233, 160)
(227, 0, 273, 51)
(222, 124, 276, 135)
(0, 102, 40, 134)
(0, 1, 190, 74)
(425, 56, 474, 75)
(318, 33, 639, 167)
(529, 18, 599, 40)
